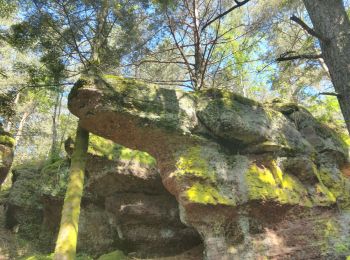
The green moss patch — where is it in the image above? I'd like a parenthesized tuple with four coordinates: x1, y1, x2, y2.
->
(313, 167, 350, 208)
(89, 135, 156, 166)
(246, 162, 312, 206)
(186, 183, 235, 206)
(97, 250, 127, 260)
(199, 88, 260, 107)
(314, 218, 350, 256)
(175, 146, 216, 182)
(0, 135, 15, 147)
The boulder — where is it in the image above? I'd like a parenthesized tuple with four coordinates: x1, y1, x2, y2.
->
(67, 74, 350, 259)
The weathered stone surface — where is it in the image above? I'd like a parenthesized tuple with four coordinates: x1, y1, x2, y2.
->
(6, 136, 201, 258)
(67, 75, 350, 259)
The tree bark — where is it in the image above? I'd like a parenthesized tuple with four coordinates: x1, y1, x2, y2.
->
(5, 92, 20, 132)
(50, 91, 61, 158)
(14, 101, 36, 147)
(193, 0, 203, 90)
(302, 0, 350, 134)
(54, 125, 89, 260)
(91, 0, 109, 69)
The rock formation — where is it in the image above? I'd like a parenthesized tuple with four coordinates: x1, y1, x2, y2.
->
(66, 74, 350, 259)
(0, 124, 14, 185)
(5, 135, 200, 258)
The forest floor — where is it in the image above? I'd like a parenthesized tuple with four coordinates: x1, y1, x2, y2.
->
(0, 206, 37, 260)
(0, 202, 203, 260)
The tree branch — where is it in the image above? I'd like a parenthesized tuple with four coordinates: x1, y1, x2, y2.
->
(0, 70, 8, 79)
(276, 52, 323, 62)
(290, 15, 330, 44)
(318, 92, 341, 97)
(202, 0, 251, 32)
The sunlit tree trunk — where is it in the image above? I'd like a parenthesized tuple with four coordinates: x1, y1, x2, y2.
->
(14, 101, 36, 148)
(54, 125, 89, 260)
(5, 92, 20, 132)
(90, 0, 109, 70)
(193, 0, 203, 90)
(303, 0, 350, 134)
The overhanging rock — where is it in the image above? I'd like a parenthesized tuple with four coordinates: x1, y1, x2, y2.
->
(68, 74, 350, 259)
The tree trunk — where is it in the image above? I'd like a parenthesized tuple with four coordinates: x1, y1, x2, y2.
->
(50, 91, 63, 158)
(192, 0, 204, 90)
(302, 0, 350, 134)
(5, 92, 20, 132)
(54, 125, 89, 260)
(91, 0, 109, 69)
(14, 101, 36, 147)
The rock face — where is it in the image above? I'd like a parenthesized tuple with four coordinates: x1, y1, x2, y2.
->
(5, 136, 201, 258)
(68, 75, 350, 259)
(0, 125, 14, 185)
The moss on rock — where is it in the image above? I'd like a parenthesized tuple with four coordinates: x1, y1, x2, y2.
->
(97, 250, 127, 260)
(246, 162, 312, 206)
(175, 146, 216, 182)
(89, 135, 156, 166)
(0, 134, 15, 147)
(314, 217, 350, 257)
(314, 167, 350, 208)
(186, 182, 235, 206)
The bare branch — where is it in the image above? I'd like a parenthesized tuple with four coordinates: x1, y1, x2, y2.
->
(290, 15, 330, 44)
(166, 9, 196, 84)
(318, 92, 341, 97)
(202, 0, 251, 32)
(0, 70, 8, 79)
(135, 60, 195, 66)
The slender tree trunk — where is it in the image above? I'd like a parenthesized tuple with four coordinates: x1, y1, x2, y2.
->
(54, 125, 89, 260)
(50, 92, 59, 157)
(192, 0, 203, 90)
(302, 0, 350, 134)
(50, 91, 63, 158)
(91, 0, 109, 69)
(14, 101, 36, 147)
(5, 92, 20, 132)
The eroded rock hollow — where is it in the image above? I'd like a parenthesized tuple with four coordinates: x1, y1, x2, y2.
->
(67, 74, 350, 259)
(6, 135, 200, 258)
